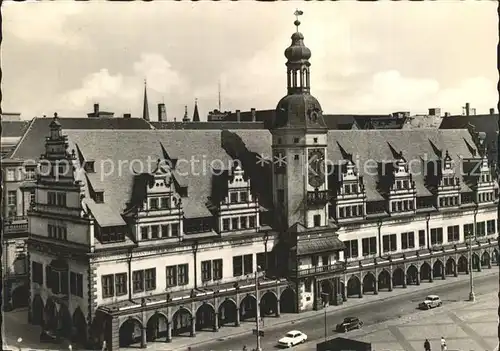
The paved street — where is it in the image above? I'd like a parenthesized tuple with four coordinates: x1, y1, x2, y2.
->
(3, 271, 498, 351)
(186, 273, 497, 351)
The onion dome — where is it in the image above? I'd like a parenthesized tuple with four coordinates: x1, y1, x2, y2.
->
(284, 20, 311, 63)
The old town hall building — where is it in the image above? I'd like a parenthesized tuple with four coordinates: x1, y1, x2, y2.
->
(24, 17, 498, 350)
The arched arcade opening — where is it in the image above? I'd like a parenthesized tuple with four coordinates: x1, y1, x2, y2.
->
(218, 299, 237, 326)
(196, 303, 216, 332)
(119, 318, 142, 347)
(279, 288, 296, 314)
(378, 270, 391, 291)
(362, 273, 376, 294)
(260, 291, 278, 317)
(172, 308, 192, 337)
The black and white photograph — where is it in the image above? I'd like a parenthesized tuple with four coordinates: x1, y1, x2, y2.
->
(1, 2, 498, 351)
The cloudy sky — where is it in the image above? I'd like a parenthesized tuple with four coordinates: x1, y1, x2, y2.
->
(3, 1, 497, 120)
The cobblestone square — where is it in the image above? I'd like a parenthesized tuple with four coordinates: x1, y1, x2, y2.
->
(352, 292, 498, 351)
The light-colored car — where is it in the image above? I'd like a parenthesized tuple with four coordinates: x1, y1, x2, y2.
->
(277, 330, 308, 348)
(419, 294, 442, 310)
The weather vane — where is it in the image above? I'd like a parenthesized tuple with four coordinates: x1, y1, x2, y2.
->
(294, 9, 303, 31)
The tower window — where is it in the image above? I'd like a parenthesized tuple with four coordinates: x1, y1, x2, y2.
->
(313, 138, 318, 143)
(94, 191, 104, 203)
(294, 155, 299, 161)
(277, 138, 282, 145)
(293, 137, 299, 143)
(313, 215, 321, 227)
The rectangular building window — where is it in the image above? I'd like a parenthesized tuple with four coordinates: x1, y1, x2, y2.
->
(145, 268, 156, 291)
(487, 220, 496, 235)
(277, 189, 285, 204)
(243, 254, 253, 275)
(418, 230, 425, 247)
(477, 221, 486, 237)
(230, 192, 238, 203)
(70, 272, 84, 297)
(141, 227, 149, 240)
(213, 259, 223, 280)
(249, 216, 256, 228)
(56, 193, 66, 207)
(115, 273, 127, 296)
(240, 191, 248, 202)
(447, 225, 460, 242)
(178, 264, 188, 285)
(151, 225, 159, 239)
(240, 216, 247, 229)
(222, 219, 230, 231)
(231, 217, 239, 230)
(401, 232, 415, 250)
(102, 274, 114, 298)
(166, 266, 177, 287)
(313, 215, 321, 227)
(161, 225, 169, 238)
(201, 260, 212, 282)
(304, 278, 312, 293)
(6, 169, 15, 181)
(344, 240, 358, 258)
(160, 197, 170, 209)
(463, 223, 474, 239)
(32, 262, 43, 284)
(233, 256, 243, 277)
(132, 270, 144, 293)
(361, 237, 377, 256)
(171, 223, 179, 236)
(150, 198, 159, 210)
(382, 234, 397, 253)
(61, 272, 69, 295)
(430, 228, 443, 245)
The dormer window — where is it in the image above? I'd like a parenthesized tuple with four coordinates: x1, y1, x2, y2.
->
(150, 198, 159, 210)
(160, 197, 170, 209)
(240, 191, 248, 202)
(94, 192, 104, 203)
(84, 161, 95, 173)
(230, 192, 238, 203)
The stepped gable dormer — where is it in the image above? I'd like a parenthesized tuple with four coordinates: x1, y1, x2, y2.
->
(215, 164, 260, 234)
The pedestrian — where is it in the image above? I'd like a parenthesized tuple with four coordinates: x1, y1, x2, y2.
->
(424, 338, 431, 351)
(440, 336, 447, 351)
(101, 340, 107, 351)
(242, 346, 247, 351)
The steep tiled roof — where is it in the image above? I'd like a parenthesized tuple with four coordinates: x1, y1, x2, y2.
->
(1, 120, 31, 137)
(16, 125, 481, 221)
(9, 117, 153, 160)
(327, 129, 478, 201)
(64, 129, 272, 219)
(439, 114, 498, 164)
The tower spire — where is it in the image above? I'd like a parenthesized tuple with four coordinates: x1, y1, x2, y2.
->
(218, 80, 222, 111)
(142, 79, 150, 121)
(193, 98, 200, 122)
(182, 105, 189, 122)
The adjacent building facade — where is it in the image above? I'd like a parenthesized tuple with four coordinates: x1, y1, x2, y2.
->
(9, 17, 499, 351)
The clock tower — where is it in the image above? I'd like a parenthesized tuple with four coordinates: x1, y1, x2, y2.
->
(271, 12, 329, 230)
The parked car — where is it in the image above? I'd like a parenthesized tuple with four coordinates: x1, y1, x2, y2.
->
(335, 317, 363, 332)
(277, 330, 308, 348)
(419, 295, 442, 310)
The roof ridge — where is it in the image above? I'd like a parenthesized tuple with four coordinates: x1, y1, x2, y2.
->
(9, 117, 37, 159)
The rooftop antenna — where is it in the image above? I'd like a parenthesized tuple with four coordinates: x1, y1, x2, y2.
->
(218, 80, 222, 111)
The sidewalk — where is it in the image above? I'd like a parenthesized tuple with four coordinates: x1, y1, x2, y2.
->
(127, 269, 497, 351)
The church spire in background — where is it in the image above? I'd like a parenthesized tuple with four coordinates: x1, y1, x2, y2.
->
(193, 98, 200, 122)
(142, 79, 150, 121)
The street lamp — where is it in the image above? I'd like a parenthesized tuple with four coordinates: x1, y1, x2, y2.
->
(469, 205, 478, 302)
(321, 292, 329, 342)
(254, 265, 264, 351)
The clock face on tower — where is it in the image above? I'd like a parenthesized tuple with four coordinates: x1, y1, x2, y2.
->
(308, 148, 325, 188)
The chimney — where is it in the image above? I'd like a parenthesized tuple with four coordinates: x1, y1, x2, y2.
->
(251, 108, 256, 122)
(94, 103, 99, 114)
(444, 112, 450, 117)
(236, 109, 241, 122)
(157, 103, 166, 122)
(470, 108, 476, 116)
(123, 113, 131, 118)
(490, 108, 495, 115)
(465, 102, 470, 116)
(428, 108, 441, 117)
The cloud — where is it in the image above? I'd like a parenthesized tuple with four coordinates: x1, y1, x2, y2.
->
(3, 2, 85, 48)
(60, 53, 189, 115)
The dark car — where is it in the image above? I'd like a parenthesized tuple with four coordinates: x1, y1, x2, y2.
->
(335, 317, 363, 333)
